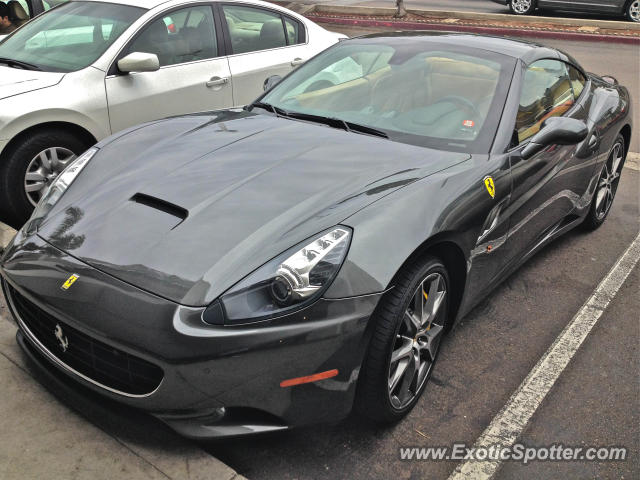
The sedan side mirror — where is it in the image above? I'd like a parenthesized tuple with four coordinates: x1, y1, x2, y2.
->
(263, 75, 282, 91)
(521, 117, 588, 160)
(117, 52, 160, 74)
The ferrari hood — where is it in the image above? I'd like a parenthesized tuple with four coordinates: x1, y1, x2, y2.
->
(38, 109, 470, 306)
(0, 66, 65, 100)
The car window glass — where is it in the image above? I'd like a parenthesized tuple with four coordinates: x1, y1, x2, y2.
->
(516, 59, 575, 143)
(1, 0, 31, 24)
(223, 5, 286, 54)
(568, 65, 586, 99)
(263, 42, 514, 152)
(42, 0, 70, 12)
(283, 16, 302, 45)
(126, 5, 217, 67)
(0, 2, 143, 72)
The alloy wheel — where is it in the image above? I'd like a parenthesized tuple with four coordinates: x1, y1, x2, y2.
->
(595, 141, 624, 220)
(24, 147, 77, 206)
(629, 1, 640, 22)
(388, 273, 446, 409)
(511, 0, 533, 14)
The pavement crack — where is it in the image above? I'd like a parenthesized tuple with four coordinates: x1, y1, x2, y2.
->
(110, 436, 176, 480)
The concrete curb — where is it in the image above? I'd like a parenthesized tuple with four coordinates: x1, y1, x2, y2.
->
(278, 2, 640, 44)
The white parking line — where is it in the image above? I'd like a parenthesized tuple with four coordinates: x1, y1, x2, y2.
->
(448, 231, 640, 480)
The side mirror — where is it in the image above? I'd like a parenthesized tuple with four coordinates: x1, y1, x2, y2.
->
(117, 52, 160, 74)
(263, 75, 282, 92)
(521, 117, 588, 160)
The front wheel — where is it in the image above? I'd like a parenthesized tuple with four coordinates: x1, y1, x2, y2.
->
(583, 134, 626, 230)
(509, 0, 536, 15)
(356, 256, 450, 423)
(627, 0, 640, 22)
(0, 129, 90, 228)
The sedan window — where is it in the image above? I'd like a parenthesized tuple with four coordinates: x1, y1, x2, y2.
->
(516, 59, 575, 143)
(223, 5, 288, 54)
(126, 6, 218, 67)
(0, 1, 143, 72)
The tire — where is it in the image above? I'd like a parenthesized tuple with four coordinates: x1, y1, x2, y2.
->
(627, 0, 640, 22)
(582, 134, 626, 231)
(0, 129, 90, 229)
(509, 0, 536, 15)
(356, 255, 450, 423)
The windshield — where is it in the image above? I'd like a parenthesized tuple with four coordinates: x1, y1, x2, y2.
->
(261, 39, 516, 152)
(0, 2, 144, 72)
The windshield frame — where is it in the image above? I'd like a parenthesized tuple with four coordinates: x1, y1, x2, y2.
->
(0, 1, 146, 73)
(259, 37, 518, 154)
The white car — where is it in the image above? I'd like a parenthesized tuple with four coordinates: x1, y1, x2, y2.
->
(0, 0, 344, 227)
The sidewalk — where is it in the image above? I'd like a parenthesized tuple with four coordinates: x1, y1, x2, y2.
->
(0, 224, 245, 480)
(275, 1, 640, 44)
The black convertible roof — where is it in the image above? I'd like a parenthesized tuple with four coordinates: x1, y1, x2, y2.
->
(349, 32, 578, 66)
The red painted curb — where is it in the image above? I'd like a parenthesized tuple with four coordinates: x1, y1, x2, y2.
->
(309, 15, 640, 45)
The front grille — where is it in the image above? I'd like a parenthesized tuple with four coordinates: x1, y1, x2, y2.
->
(6, 284, 163, 396)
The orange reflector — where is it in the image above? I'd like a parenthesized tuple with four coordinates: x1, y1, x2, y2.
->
(279, 369, 339, 388)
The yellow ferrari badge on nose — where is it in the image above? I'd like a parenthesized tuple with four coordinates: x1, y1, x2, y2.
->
(61, 274, 79, 291)
(484, 176, 496, 199)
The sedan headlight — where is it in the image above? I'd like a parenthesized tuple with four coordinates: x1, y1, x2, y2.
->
(24, 147, 98, 234)
(203, 227, 352, 325)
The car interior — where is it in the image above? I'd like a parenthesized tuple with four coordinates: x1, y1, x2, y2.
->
(281, 52, 501, 141)
(127, 7, 217, 67)
(223, 5, 299, 54)
(2, 0, 31, 27)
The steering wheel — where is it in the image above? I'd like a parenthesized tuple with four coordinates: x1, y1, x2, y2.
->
(432, 95, 481, 119)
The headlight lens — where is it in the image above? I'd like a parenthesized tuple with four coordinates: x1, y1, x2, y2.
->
(204, 227, 352, 325)
(24, 147, 98, 234)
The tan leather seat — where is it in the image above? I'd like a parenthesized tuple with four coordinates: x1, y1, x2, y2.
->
(8, 1, 29, 27)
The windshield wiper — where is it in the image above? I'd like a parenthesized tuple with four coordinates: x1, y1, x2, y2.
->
(282, 111, 389, 139)
(247, 101, 289, 117)
(0, 57, 41, 71)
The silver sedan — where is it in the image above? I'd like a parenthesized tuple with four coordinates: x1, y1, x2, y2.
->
(0, 0, 344, 227)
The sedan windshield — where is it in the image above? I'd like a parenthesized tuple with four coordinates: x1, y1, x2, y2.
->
(261, 38, 516, 152)
(0, 2, 144, 72)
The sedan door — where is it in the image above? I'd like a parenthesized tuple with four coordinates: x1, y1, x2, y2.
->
(503, 59, 592, 262)
(105, 4, 233, 133)
(538, 0, 622, 14)
(220, 3, 311, 106)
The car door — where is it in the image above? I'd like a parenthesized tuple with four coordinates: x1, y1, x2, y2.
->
(538, 0, 621, 14)
(220, 3, 311, 106)
(504, 59, 592, 261)
(105, 4, 233, 134)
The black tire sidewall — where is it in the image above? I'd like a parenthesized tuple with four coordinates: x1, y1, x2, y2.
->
(357, 256, 450, 422)
(0, 129, 89, 228)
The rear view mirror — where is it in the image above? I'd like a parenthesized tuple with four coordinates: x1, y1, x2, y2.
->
(263, 75, 282, 92)
(521, 117, 588, 160)
(117, 52, 160, 74)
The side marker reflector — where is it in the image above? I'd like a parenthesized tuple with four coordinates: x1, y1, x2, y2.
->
(280, 369, 339, 388)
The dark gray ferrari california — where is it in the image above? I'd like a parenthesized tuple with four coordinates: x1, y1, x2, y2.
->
(0, 33, 632, 438)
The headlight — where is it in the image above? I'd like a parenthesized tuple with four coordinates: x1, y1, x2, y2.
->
(203, 227, 352, 325)
(24, 147, 98, 234)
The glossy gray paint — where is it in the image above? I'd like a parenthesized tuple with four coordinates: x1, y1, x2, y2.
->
(0, 34, 633, 437)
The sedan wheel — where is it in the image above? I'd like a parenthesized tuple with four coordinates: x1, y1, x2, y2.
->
(510, 0, 536, 15)
(24, 147, 77, 207)
(356, 255, 450, 422)
(388, 273, 446, 409)
(583, 134, 626, 230)
(628, 0, 640, 22)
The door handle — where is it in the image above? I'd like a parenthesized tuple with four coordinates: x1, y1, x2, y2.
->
(290, 58, 304, 67)
(206, 76, 229, 88)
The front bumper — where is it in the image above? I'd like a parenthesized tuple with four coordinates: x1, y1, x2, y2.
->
(0, 232, 381, 438)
